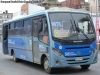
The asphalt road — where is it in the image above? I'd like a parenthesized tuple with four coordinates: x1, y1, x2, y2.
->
(0, 42, 100, 75)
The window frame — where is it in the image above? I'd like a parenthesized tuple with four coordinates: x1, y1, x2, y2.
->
(8, 22, 15, 36)
(32, 15, 50, 45)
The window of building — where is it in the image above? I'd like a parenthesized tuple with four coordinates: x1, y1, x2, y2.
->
(0, 20, 2, 23)
(11, 15, 13, 18)
(0, 25, 2, 28)
(24, 10, 27, 13)
(4, 15, 7, 18)
(0, 16, 2, 18)
(48, 4, 50, 6)
(7, 15, 9, 18)
(0, 30, 2, 33)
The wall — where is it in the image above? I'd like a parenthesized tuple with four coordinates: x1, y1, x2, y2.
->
(21, 3, 28, 15)
(28, 4, 45, 14)
(91, 15, 100, 41)
(88, 0, 96, 13)
(61, 0, 85, 9)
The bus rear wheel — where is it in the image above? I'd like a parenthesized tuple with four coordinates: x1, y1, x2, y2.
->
(43, 57, 54, 74)
(12, 52, 19, 62)
(80, 65, 90, 70)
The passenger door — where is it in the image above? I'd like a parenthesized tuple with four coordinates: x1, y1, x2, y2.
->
(2, 25, 8, 54)
(32, 18, 40, 62)
(32, 16, 50, 63)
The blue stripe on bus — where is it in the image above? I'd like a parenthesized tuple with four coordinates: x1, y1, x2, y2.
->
(54, 41, 97, 57)
(8, 36, 33, 62)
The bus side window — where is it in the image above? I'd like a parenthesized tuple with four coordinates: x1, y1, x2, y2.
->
(39, 18, 49, 44)
(23, 19, 31, 35)
(15, 21, 22, 35)
(9, 23, 14, 35)
(33, 20, 38, 37)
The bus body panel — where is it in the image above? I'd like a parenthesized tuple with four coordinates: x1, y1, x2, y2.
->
(38, 41, 50, 64)
(2, 10, 98, 70)
(8, 36, 33, 62)
(8, 48, 33, 62)
(2, 39, 8, 54)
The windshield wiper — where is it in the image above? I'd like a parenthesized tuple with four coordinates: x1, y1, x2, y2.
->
(70, 19, 79, 38)
(73, 20, 90, 40)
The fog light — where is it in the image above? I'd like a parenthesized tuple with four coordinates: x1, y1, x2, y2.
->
(55, 60, 61, 65)
(56, 60, 59, 63)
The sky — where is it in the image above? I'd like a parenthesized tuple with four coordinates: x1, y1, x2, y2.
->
(0, 0, 89, 13)
(0, 3, 25, 13)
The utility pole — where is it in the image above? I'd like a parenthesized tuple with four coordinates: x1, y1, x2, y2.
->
(40, 0, 43, 6)
(96, 0, 98, 18)
(96, 0, 100, 48)
(91, 6, 92, 16)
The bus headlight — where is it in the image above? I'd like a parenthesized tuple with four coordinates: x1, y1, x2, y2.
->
(52, 48, 63, 56)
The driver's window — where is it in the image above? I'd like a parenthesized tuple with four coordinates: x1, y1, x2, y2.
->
(43, 19, 48, 35)
(39, 17, 49, 45)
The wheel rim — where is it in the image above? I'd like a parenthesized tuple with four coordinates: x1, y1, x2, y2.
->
(44, 60, 49, 70)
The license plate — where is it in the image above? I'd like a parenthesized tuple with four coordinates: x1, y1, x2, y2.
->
(75, 57, 83, 61)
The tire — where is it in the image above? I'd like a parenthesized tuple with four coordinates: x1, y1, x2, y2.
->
(43, 57, 54, 74)
(12, 52, 19, 62)
(80, 65, 90, 70)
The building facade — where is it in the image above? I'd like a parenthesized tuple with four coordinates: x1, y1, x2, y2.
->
(21, 3, 45, 15)
(88, 0, 100, 13)
(61, 0, 90, 11)
(42, 0, 61, 9)
(0, 10, 13, 39)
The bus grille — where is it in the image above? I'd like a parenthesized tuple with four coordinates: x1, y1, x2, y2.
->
(66, 46, 90, 49)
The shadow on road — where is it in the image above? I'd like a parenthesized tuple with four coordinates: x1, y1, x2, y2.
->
(6, 58, 90, 74)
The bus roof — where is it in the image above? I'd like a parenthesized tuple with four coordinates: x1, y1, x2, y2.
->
(3, 10, 89, 24)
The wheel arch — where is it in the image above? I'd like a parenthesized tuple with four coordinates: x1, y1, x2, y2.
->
(11, 49, 14, 56)
(41, 54, 47, 65)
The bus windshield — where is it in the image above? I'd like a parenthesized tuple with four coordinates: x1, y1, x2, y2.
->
(49, 13, 95, 43)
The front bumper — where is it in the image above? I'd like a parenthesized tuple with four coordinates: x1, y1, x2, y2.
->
(50, 50, 98, 68)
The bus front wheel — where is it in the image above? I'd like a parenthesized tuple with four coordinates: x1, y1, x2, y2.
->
(12, 52, 19, 62)
(43, 57, 54, 74)
(80, 65, 90, 70)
